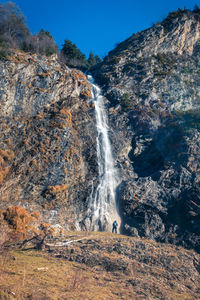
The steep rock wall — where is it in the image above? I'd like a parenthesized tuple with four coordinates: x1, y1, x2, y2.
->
(92, 10, 200, 252)
(0, 51, 98, 229)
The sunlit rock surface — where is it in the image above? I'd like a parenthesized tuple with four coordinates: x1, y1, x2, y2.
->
(0, 51, 98, 229)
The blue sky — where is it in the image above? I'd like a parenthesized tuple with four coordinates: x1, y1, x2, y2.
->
(1, 0, 199, 57)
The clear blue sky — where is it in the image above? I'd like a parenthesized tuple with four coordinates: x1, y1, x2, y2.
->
(1, 0, 199, 58)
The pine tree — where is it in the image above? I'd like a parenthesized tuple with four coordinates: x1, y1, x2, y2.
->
(88, 51, 96, 66)
(193, 4, 200, 12)
(94, 55, 102, 64)
(61, 39, 87, 67)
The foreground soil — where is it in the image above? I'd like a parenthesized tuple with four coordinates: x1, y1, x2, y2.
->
(0, 232, 200, 299)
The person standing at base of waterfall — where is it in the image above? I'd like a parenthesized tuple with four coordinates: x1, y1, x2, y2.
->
(112, 220, 118, 233)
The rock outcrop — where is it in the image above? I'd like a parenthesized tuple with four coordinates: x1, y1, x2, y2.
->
(0, 51, 98, 229)
(92, 9, 200, 252)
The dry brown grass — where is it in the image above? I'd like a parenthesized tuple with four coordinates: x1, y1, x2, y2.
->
(0, 249, 135, 300)
(0, 231, 199, 299)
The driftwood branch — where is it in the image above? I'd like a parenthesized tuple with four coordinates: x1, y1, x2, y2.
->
(46, 236, 93, 247)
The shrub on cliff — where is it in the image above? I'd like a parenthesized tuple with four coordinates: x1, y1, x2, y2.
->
(172, 109, 200, 130)
(4, 206, 33, 237)
(0, 210, 20, 254)
(122, 93, 133, 111)
(162, 8, 188, 33)
(0, 206, 57, 251)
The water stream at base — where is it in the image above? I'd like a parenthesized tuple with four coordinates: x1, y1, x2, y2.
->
(86, 75, 120, 231)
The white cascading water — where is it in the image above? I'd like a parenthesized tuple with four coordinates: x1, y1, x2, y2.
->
(87, 75, 120, 231)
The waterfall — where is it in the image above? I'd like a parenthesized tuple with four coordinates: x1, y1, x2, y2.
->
(86, 75, 120, 231)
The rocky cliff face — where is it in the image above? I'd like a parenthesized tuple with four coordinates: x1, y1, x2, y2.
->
(92, 9, 200, 252)
(0, 8, 200, 254)
(0, 51, 98, 229)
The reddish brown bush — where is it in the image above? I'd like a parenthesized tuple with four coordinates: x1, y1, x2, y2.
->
(4, 206, 33, 237)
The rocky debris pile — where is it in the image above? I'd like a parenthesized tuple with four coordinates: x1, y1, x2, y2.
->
(92, 9, 200, 252)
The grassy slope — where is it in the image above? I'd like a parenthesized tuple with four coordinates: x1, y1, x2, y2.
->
(0, 250, 134, 300)
(0, 232, 200, 299)
(0, 232, 134, 300)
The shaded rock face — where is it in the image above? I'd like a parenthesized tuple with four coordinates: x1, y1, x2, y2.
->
(0, 51, 98, 229)
(92, 10, 200, 252)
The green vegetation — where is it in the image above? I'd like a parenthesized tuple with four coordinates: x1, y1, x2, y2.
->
(0, 2, 58, 58)
(153, 68, 171, 76)
(181, 66, 191, 74)
(153, 53, 175, 77)
(167, 8, 186, 19)
(94, 54, 102, 64)
(153, 52, 175, 66)
(193, 4, 200, 13)
(172, 109, 200, 130)
(0, 36, 9, 59)
(57, 40, 102, 69)
(22, 29, 58, 57)
(156, 109, 200, 164)
(0, 2, 101, 70)
(87, 51, 102, 66)
(88, 51, 96, 66)
(61, 39, 87, 68)
(121, 93, 133, 111)
(162, 8, 187, 33)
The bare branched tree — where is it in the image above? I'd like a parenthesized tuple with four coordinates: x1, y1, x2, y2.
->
(0, 2, 30, 49)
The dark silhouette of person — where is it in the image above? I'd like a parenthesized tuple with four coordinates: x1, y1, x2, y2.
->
(112, 220, 118, 233)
